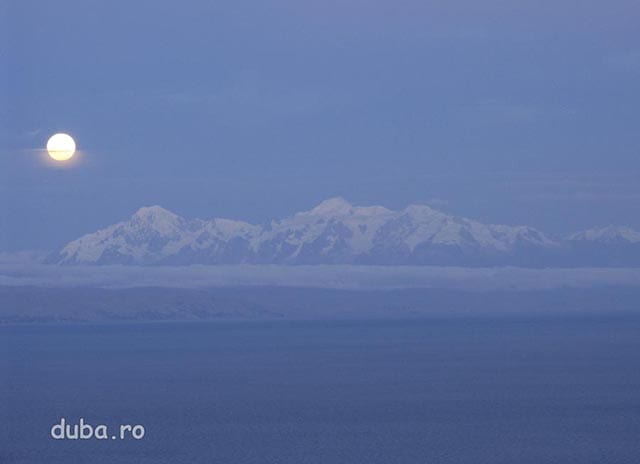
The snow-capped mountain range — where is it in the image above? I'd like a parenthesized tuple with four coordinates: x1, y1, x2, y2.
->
(48, 198, 640, 267)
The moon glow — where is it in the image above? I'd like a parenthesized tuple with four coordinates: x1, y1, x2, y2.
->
(46, 133, 76, 161)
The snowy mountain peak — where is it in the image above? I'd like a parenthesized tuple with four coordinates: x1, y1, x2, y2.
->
(133, 205, 180, 221)
(403, 204, 443, 220)
(568, 225, 640, 244)
(130, 205, 185, 236)
(306, 197, 353, 217)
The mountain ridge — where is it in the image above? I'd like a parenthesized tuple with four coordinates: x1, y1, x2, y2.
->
(48, 198, 640, 267)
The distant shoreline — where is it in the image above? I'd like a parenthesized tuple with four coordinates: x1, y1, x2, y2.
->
(2, 284, 640, 324)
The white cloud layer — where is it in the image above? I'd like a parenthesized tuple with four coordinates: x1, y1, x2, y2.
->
(1, 262, 640, 291)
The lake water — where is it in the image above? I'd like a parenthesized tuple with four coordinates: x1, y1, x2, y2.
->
(2, 317, 640, 463)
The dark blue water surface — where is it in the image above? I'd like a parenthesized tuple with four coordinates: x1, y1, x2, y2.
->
(2, 317, 640, 463)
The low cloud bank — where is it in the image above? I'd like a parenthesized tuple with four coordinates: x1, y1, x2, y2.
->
(1, 261, 640, 291)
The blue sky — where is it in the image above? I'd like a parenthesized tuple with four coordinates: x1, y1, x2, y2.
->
(2, 0, 640, 250)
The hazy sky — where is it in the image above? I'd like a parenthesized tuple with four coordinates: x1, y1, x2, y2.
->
(2, 0, 640, 251)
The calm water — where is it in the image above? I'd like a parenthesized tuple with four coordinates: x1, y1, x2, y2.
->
(2, 317, 640, 463)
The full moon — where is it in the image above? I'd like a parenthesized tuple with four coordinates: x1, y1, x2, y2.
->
(46, 133, 76, 161)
